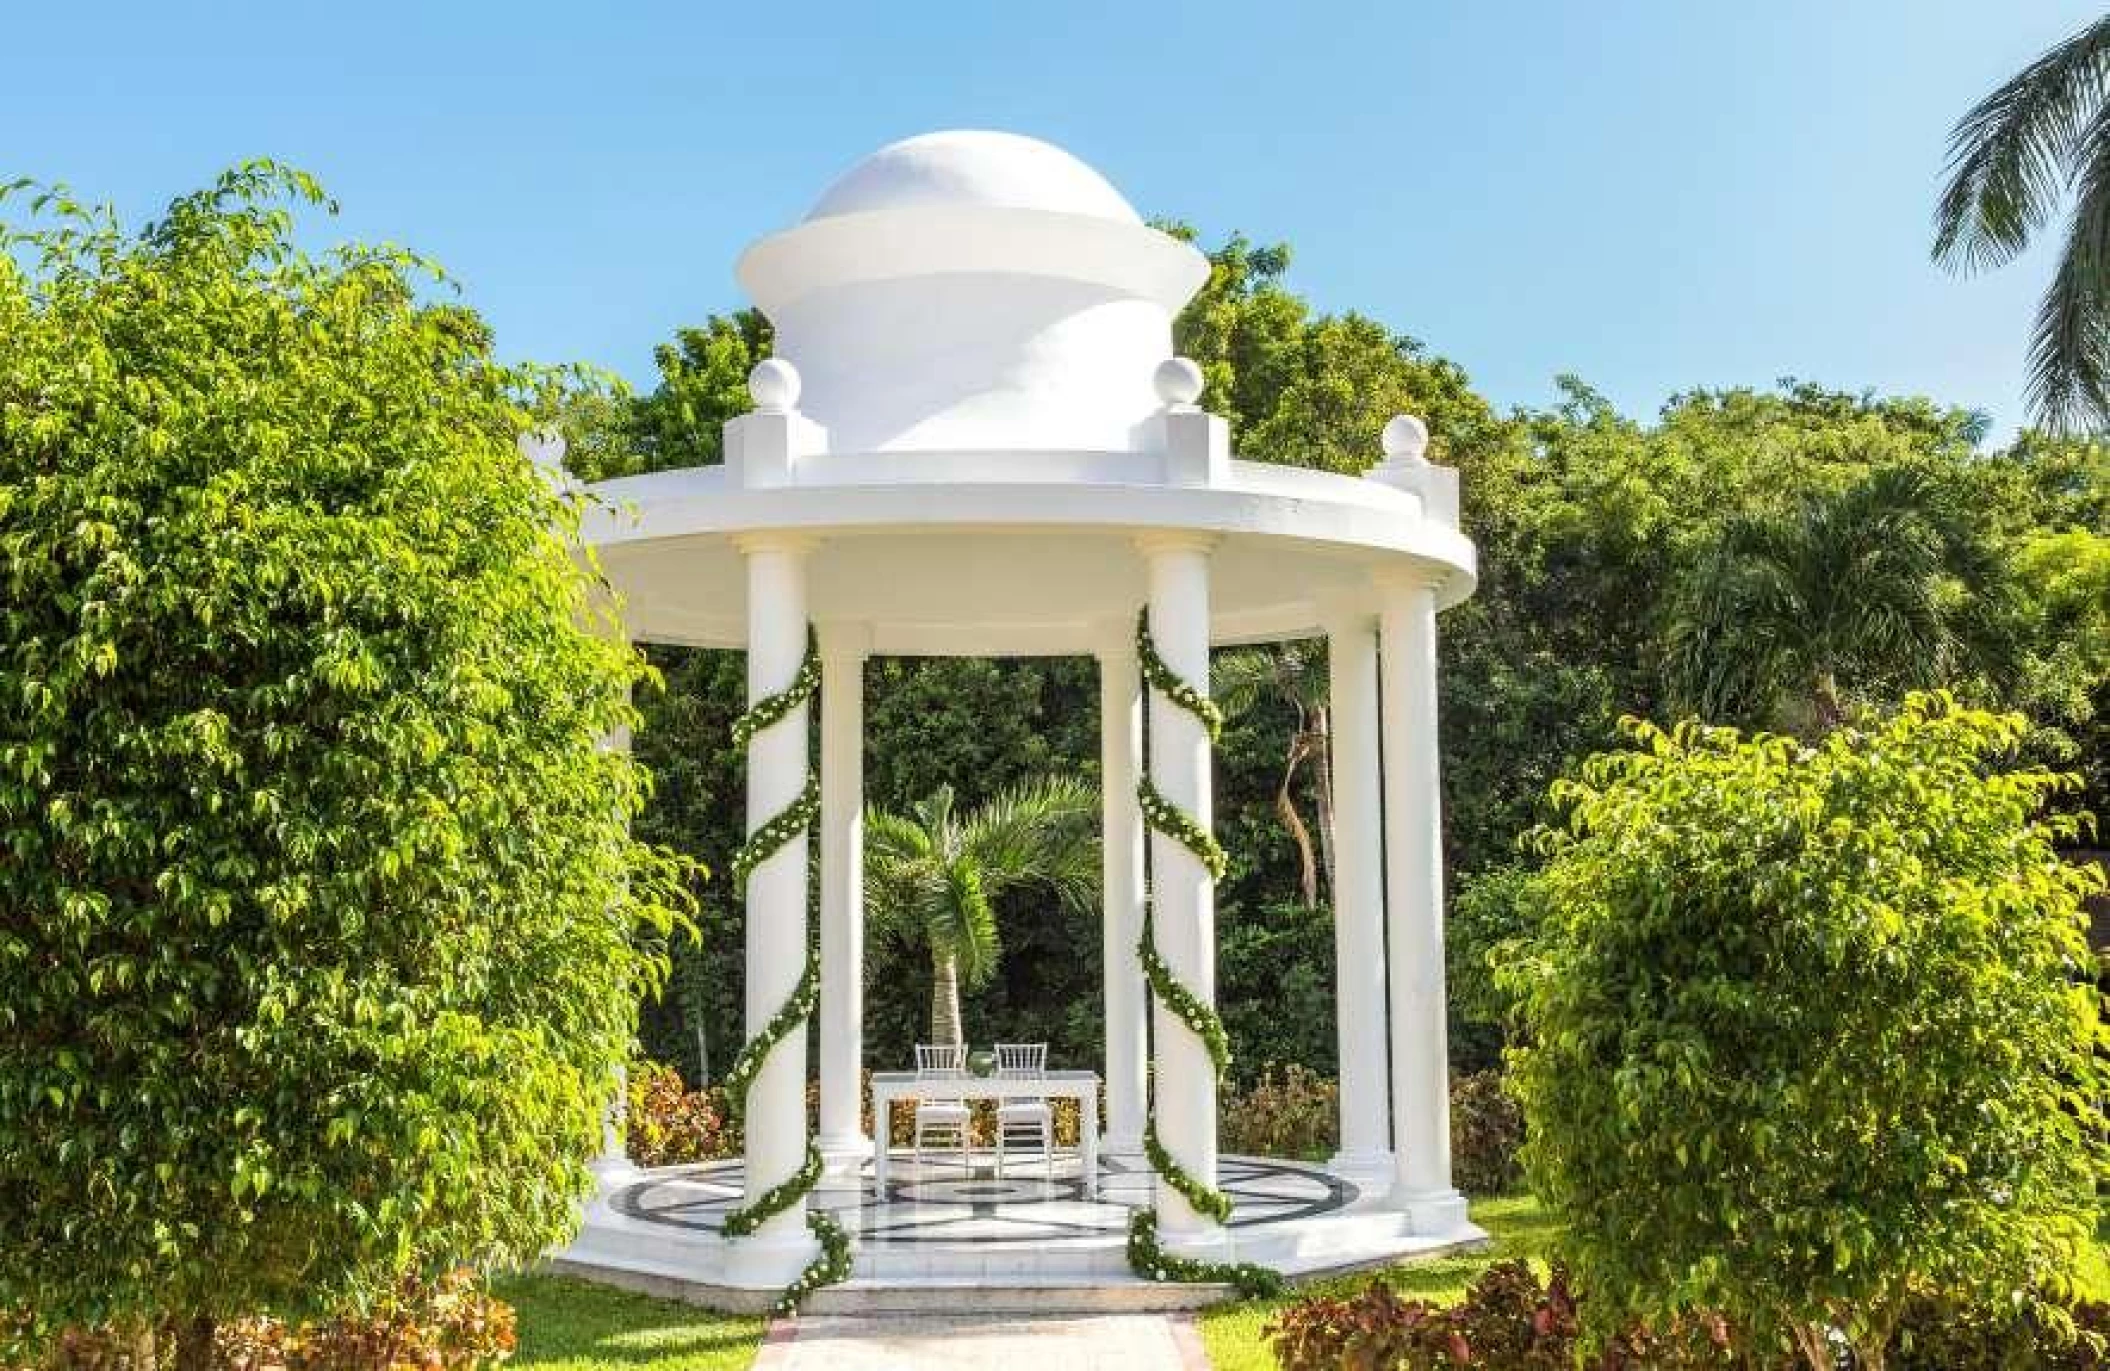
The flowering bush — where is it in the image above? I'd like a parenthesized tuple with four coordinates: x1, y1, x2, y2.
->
(5, 1272, 514, 1371)
(1268, 1260, 1752, 1370)
(1448, 1071, 1525, 1195)
(1220, 1063, 1337, 1159)
(626, 1062, 738, 1166)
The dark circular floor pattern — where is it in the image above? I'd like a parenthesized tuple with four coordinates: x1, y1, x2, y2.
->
(612, 1153, 1354, 1245)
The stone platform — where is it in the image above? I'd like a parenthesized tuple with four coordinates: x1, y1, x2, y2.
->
(553, 1151, 1487, 1313)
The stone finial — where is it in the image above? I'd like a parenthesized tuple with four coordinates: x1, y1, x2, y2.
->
(748, 358, 802, 413)
(1153, 356, 1205, 410)
(1381, 414, 1430, 467)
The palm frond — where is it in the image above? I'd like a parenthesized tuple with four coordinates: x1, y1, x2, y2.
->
(2026, 94, 2110, 434)
(1935, 13, 2110, 274)
(956, 776, 1098, 891)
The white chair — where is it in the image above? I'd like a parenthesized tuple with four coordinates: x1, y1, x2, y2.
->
(993, 1041, 1052, 1178)
(912, 1042, 971, 1173)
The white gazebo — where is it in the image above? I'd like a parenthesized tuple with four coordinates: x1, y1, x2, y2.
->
(558, 130, 1485, 1310)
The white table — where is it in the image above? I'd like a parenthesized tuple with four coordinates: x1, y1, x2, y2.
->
(869, 1069, 1101, 1198)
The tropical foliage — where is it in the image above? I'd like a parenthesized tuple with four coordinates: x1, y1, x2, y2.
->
(864, 780, 1098, 1046)
(1934, 12, 2110, 432)
(1502, 696, 2105, 1368)
(0, 167, 692, 1355)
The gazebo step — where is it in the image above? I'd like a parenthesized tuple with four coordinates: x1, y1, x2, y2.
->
(853, 1242, 1131, 1280)
(806, 1276, 1231, 1315)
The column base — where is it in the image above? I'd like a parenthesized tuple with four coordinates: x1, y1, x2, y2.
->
(1099, 1130, 1145, 1163)
(1393, 1187, 1472, 1236)
(818, 1132, 874, 1177)
(1325, 1149, 1395, 1187)
(717, 1218, 823, 1290)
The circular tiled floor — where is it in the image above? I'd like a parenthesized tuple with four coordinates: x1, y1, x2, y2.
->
(613, 1152, 1354, 1245)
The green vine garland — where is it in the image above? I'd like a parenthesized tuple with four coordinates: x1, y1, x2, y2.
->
(1136, 608, 1224, 742)
(717, 627, 848, 1310)
(1127, 1211, 1282, 1299)
(1130, 604, 1278, 1299)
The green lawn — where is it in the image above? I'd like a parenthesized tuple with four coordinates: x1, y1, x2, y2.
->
(492, 1274, 765, 1371)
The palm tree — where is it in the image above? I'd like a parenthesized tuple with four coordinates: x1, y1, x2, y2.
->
(1665, 465, 2013, 734)
(863, 778, 1099, 1047)
(1214, 643, 1333, 909)
(1934, 13, 2110, 433)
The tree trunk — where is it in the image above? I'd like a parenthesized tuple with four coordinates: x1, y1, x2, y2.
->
(129, 1320, 157, 1371)
(1791, 1322, 1837, 1371)
(1276, 738, 1319, 910)
(171, 1316, 215, 1371)
(1307, 705, 1336, 907)
(1812, 668, 1846, 732)
(930, 949, 964, 1047)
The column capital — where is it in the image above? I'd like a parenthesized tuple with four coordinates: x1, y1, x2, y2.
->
(816, 621, 872, 662)
(1133, 530, 1220, 559)
(1316, 592, 1378, 637)
(1093, 616, 1140, 660)
(733, 531, 821, 558)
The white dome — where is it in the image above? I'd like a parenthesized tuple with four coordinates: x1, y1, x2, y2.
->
(805, 130, 1143, 225)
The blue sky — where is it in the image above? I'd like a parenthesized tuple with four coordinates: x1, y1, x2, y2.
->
(4, 2, 2098, 439)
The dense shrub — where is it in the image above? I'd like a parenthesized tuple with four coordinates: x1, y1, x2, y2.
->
(6, 1273, 514, 1371)
(1885, 1291, 2108, 1369)
(1221, 1064, 1338, 1159)
(1448, 1071, 1525, 1195)
(0, 168, 693, 1344)
(625, 1063, 738, 1166)
(1504, 700, 2105, 1362)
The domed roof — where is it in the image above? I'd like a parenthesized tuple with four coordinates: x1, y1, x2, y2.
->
(804, 130, 1143, 225)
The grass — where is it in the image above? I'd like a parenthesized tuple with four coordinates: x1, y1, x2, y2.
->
(1197, 1194, 1556, 1371)
(491, 1274, 765, 1371)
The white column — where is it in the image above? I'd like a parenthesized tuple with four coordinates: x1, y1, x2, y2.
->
(1324, 610, 1392, 1181)
(1139, 534, 1220, 1235)
(1098, 628, 1148, 1163)
(1379, 573, 1468, 1232)
(817, 625, 870, 1170)
(739, 535, 816, 1245)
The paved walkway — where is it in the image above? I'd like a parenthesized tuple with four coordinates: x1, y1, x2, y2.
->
(751, 1313, 1209, 1370)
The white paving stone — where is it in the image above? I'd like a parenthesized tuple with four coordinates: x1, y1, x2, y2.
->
(755, 1314, 1196, 1371)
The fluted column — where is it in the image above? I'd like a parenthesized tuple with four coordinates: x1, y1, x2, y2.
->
(1379, 572, 1468, 1230)
(1099, 626, 1148, 1162)
(1139, 533, 1219, 1234)
(739, 535, 815, 1241)
(817, 624, 870, 1171)
(1324, 610, 1392, 1180)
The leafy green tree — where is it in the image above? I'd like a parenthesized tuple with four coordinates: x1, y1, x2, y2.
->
(0, 167, 692, 1360)
(1214, 644, 1332, 909)
(1504, 696, 2104, 1369)
(864, 780, 1098, 1046)
(1665, 464, 2014, 733)
(1934, 12, 2110, 432)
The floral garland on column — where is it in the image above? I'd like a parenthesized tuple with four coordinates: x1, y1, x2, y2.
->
(1130, 607, 1281, 1296)
(719, 627, 852, 1312)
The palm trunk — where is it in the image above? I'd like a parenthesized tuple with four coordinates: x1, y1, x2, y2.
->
(930, 949, 964, 1047)
(1308, 705, 1335, 907)
(1277, 738, 1319, 910)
